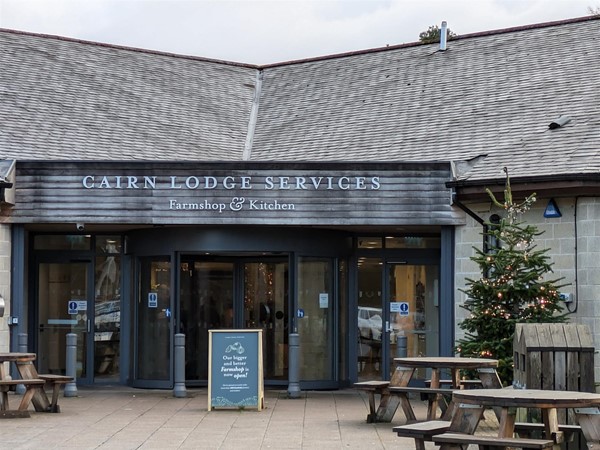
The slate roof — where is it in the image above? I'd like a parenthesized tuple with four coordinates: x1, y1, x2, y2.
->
(1, 16, 599, 184)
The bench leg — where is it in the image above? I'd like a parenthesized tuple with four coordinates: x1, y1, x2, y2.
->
(376, 393, 400, 422)
(379, 392, 417, 423)
(0, 391, 8, 411)
(365, 391, 377, 423)
(414, 438, 426, 450)
(48, 383, 62, 413)
(17, 387, 37, 411)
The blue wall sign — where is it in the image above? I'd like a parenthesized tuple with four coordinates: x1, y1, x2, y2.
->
(399, 302, 410, 316)
(208, 329, 264, 411)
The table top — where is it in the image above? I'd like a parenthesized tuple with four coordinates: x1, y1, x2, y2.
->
(394, 356, 498, 369)
(453, 388, 600, 409)
(0, 352, 36, 363)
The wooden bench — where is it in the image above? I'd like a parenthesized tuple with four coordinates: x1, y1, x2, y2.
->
(514, 422, 581, 443)
(0, 378, 46, 418)
(38, 374, 74, 413)
(354, 366, 416, 423)
(389, 386, 456, 420)
(354, 380, 389, 423)
(393, 420, 450, 450)
(432, 432, 555, 449)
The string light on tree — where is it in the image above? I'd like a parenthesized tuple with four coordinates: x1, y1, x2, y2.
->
(456, 168, 568, 385)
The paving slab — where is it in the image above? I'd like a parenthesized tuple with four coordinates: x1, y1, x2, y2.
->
(0, 386, 499, 449)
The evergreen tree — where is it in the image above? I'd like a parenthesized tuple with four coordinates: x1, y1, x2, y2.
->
(456, 168, 568, 385)
(419, 25, 457, 43)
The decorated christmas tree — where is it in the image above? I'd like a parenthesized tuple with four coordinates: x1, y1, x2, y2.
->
(456, 168, 568, 384)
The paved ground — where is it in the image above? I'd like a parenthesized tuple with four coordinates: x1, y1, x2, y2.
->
(0, 386, 496, 449)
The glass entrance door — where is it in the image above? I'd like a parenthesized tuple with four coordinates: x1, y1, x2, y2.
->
(37, 261, 93, 383)
(243, 261, 288, 381)
(135, 257, 172, 388)
(179, 256, 289, 384)
(179, 259, 234, 381)
(387, 263, 439, 380)
(356, 259, 439, 381)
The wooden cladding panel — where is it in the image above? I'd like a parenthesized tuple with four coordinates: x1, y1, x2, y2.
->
(2, 162, 465, 226)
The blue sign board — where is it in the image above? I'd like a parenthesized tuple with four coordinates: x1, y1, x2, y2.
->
(208, 329, 264, 410)
(399, 302, 410, 316)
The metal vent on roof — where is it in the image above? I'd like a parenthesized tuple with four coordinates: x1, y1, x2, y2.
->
(549, 115, 571, 129)
(440, 21, 448, 51)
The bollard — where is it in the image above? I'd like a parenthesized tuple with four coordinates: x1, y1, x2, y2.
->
(287, 333, 301, 398)
(15, 333, 28, 394)
(64, 333, 77, 397)
(396, 335, 407, 358)
(173, 333, 187, 398)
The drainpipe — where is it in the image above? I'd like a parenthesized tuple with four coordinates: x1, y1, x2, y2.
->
(452, 192, 488, 253)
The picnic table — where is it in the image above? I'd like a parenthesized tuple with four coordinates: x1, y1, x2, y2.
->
(356, 356, 500, 423)
(433, 388, 600, 450)
(392, 357, 500, 421)
(0, 352, 73, 415)
(0, 352, 45, 417)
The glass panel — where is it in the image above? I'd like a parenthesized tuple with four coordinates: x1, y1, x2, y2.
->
(385, 236, 441, 249)
(298, 258, 333, 380)
(357, 257, 382, 381)
(94, 253, 121, 381)
(388, 264, 439, 380)
(34, 235, 91, 250)
(137, 258, 171, 380)
(244, 262, 288, 380)
(37, 262, 89, 377)
(357, 237, 382, 249)
(179, 259, 234, 381)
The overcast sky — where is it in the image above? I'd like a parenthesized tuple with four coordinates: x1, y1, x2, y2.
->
(0, 0, 597, 64)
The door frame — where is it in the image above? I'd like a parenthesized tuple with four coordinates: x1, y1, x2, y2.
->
(381, 260, 440, 379)
(33, 256, 95, 385)
(354, 248, 441, 381)
(132, 255, 174, 389)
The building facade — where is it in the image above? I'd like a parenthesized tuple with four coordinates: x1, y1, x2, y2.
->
(1, 16, 599, 388)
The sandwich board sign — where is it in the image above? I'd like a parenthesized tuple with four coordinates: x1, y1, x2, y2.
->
(208, 329, 264, 411)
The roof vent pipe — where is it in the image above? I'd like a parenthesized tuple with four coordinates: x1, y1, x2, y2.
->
(440, 21, 448, 51)
(549, 115, 571, 129)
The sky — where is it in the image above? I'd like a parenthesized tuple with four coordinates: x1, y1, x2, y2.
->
(0, 0, 597, 65)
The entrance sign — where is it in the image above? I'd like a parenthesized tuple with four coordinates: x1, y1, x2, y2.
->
(208, 329, 264, 411)
(11, 162, 464, 227)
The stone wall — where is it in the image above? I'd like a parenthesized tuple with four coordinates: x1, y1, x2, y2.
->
(454, 196, 599, 385)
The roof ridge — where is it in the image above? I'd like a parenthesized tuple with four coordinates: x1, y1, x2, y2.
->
(262, 14, 600, 68)
(2, 15, 598, 70)
(0, 27, 259, 69)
